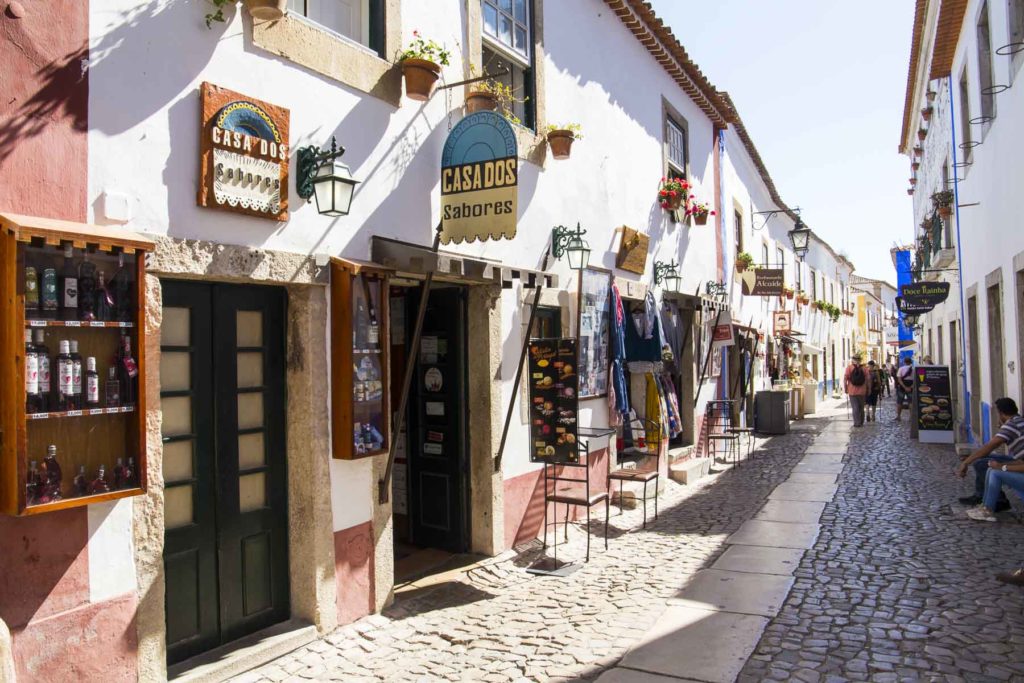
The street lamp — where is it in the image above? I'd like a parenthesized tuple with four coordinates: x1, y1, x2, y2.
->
(788, 219, 811, 261)
(654, 260, 682, 291)
(551, 223, 591, 270)
(296, 137, 361, 217)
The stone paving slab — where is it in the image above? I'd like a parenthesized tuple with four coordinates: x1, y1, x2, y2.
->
(726, 519, 820, 549)
(790, 461, 845, 474)
(768, 482, 838, 502)
(784, 472, 837, 484)
(620, 606, 769, 683)
(711, 545, 805, 576)
(753, 500, 826, 524)
(595, 667, 699, 682)
(671, 569, 795, 617)
(800, 449, 846, 458)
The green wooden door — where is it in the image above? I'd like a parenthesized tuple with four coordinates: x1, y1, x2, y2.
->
(162, 281, 289, 665)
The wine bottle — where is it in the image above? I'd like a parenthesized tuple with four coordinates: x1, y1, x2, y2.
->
(88, 465, 110, 495)
(25, 328, 39, 413)
(26, 460, 42, 505)
(25, 266, 39, 315)
(60, 245, 78, 321)
(56, 340, 73, 411)
(42, 445, 62, 502)
(105, 366, 121, 408)
(117, 333, 137, 405)
(34, 329, 50, 412)
(113, 458, 126, 490)
(41, 267, 58, 319)
(95, 270, 112, 321)
(73, 466, 87, 497)
(111, 252, 131, 322)
(85, 356, 100, 407)
(125, 457, 137, 488)
(70, 340, 83, 410)
(78, 251, 97, 321)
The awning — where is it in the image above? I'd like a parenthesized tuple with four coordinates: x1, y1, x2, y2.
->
(371, 236, 557, 289)
(0, 212, 156, 253)
(800, 342, 824, 354)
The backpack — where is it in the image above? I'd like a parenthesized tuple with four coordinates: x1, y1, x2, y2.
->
(850, 365, 866, 387)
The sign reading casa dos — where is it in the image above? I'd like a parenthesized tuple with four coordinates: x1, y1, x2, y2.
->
(439, 111, 518, 244)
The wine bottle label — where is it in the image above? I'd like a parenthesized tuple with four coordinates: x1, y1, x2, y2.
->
(63, 277, 78, 309)
(38, 355, 51, 392)
(42, 270, 58, 311)
(59, 359, 73, 396)
(72, 362, 82, 394)
(87, 376, 99, 403)
(25, 353, 38, 395)
(368, 324, 380, 344)
(123, 355, 138, 379)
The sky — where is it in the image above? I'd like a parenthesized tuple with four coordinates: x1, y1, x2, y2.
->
(649, 0, 915, 282)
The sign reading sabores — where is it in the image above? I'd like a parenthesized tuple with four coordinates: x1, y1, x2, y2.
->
(440, 111, 518, 244)
(198, 82, 290, 221)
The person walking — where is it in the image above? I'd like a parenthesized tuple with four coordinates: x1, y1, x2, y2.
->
(844, 353, 872, 427)
(894, 356, 914, 421)
(865, 360, 884, 422)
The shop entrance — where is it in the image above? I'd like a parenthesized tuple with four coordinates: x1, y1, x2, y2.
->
(161, 281, 289, 666)
(391, 284, 470, 571)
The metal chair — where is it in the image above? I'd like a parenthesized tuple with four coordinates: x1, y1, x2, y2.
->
(706, 400, 740, 467)
(609, 417, 661, 528)
(542, 440, 609, 562)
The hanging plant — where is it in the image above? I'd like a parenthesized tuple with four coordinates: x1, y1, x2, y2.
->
(913, 145, 923, 157)
(544, 123, 583, 160)
(735, 252, 754, 272)
(783, 286, 795, 300)
(918, 127, 928, 141)
(926, 89, 937, 102)
(685, 197, 716, 226)
(658, 177, 689, 211)
(398, 31, 451, 101)
(932, 189, 955, 218)
(911, 160, 920, 171)
(907, 188, 914, 196)
(796, 291, 809, 305)
(921, 106, 933, 122)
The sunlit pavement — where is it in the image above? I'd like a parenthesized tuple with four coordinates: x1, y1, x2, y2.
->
(231, 397, 1024, 682)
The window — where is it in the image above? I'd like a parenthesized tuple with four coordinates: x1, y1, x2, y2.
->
(482, 0, 534, 129)
(776, 246, 785, 271)
(288, 0, 383, 55)
(968, 295, 981, 435)
(1010, 0, 1024, 75)
(666, 116, 687, 176)
(829, 283, 835, 305)
(761, 243, 769, 269)
(959, 68, 973, 162)
(978, 2, 997, 123)
(734, 210, 743, 256)
(988, 282, 1006, 397)
(531, 306, 562, 338)
(937, 324, 944, 364)
(809, 268, 817, 300)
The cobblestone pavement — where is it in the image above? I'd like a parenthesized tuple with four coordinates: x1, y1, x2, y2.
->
(232, 408, 829, 683)
(739, 412, 1024, 683)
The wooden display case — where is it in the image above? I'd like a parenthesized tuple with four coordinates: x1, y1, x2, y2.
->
(331, 258, 392, 460)
(0, 213, 152, 515)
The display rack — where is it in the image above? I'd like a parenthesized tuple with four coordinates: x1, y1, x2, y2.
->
(331, 257, 392, 460)
(0, 213, 152, 515)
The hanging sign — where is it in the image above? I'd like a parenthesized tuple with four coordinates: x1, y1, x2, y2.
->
(772, 311, 792, 336)
(439, 111, 518, 244)
(915, 365, 954, 443)
(528, 338, 579, 463)
(739, 268, 784, 296)
(712, 321, 735, 347)
(198, 82, 290, 221)
(899, 282, 950, 313)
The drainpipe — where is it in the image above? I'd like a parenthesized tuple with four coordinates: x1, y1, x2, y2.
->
(946, 75, 972, 444)
(716, 127, 728, 400)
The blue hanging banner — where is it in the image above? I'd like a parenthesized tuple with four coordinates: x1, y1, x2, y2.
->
(439, 111, 518, 244)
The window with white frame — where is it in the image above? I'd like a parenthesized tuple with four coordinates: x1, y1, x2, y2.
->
(959, 67, 973, 161)
(1010, 0, 1024, 74)
(288, 0, 383, 55)
(978, 2, 997, 122)
(665, 116, 687, 177)
(482, 0, 535, 129)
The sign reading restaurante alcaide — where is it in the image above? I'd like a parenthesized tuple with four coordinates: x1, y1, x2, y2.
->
(440, 111, 518, 244)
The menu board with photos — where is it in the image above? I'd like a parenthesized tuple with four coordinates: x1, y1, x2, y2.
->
(916, 365, 953, 439)
(577, 268, 611, 398)
(528, 338, 580, 463)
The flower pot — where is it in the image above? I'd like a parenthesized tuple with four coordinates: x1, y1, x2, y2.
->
(466, 91, 498, 113)
(401, 58, 442, 101)
(913, 147, 923, 157)
(692, 211, 709, 226)
(922, 109, 932, 122)
(926, 90, 936, 102)
(660, 192, 683, 211)
(546, 130, 576, 160)
(785, 291, 794, 300)
(912, 161, 920, 170)
(907, 189, 914, 196)
(244, 0, 287, 20)
(736, 261, 749, 273)
(918, 130, 927, 141)
(938, 205, 953, 218)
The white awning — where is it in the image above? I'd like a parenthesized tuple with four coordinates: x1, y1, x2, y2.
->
(800, 342, 824, 354)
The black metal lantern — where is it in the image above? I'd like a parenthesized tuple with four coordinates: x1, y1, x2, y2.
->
(654, 260, 681, 292)
(551, 223, 591, 270)
(296, 137, 361, 217)
(788, 219, 811, 260)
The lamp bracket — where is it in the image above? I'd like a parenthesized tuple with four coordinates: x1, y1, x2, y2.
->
(551, 223, 586, 259)
(654, 259, 679, 285)
(296, 136, 347, 200)
(752, 207, 800, 232)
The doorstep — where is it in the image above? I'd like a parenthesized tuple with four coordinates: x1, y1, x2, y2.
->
(168, 619, 317, 683)
(669, 457, 711, 485)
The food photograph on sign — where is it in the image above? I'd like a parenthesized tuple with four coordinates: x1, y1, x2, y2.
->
(916, 366, 953, 431)
(528, 338, 580, 463)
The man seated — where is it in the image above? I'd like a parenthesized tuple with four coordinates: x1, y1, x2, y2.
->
(957, 398, 1024, 513)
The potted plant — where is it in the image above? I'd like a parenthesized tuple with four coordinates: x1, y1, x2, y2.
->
(926, 88, 937, 103)
(735, 252, 754, 272)
(783, 286, 795, 300)
(398, 31, 451, 101)
(686, 198, 716, 226)
(918, 127, 928, 141)
(658, 177, 689, 211)
(921, 106, 933, 122)
(907, 188, 914, 196)
(911, 160, 920, 171)
(545, 123, 583, 160)
(913, 145, 923, 157)
(796, 291, 809, 306)
(207, 0, 287, 25)
(909, 177, 917, 186)
(932, 189, 955, 218)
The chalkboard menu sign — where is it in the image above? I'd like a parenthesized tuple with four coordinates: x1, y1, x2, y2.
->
(916, 365, 954, 441)
(528, 338, 580, 463)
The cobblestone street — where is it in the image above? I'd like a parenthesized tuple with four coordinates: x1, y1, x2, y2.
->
(232, 400, 1024, 682)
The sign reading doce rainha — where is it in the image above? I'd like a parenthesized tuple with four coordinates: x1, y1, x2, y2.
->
(440, 111, 518, 244)
(739, 268, 785, 296)
(198, 82, 290, 221)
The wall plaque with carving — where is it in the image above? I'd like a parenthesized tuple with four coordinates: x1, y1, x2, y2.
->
(616, 227, 649, 274)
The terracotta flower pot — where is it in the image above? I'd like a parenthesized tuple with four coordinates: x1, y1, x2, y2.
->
(927, 90, 936, 102)
(244, 0, 287, 20)
(918, 130, 927, 141)
(914, 147, 923, 157)
(660, 192, 683, 211)
(546, 130, 576, 160)
(785, 291, 794, 300)
(736, 261, 749, 273)
(907, 189, 914, 196)
(466, 91, 498, 113)
(401, 58, 442, 101)
(938, 206, 953, 218)
(692, 211, 709, 226)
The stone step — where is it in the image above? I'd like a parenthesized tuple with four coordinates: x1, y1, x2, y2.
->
(667, 444, 696, 464)
(669, 457, 711, 485)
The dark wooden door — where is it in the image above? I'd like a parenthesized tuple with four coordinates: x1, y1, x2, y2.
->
(407, 287, 468, 552)
(162, 281, 289, 665)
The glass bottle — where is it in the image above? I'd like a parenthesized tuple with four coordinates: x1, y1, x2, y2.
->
(34, 329, 50, 412)
(25, 328, 39, 414)
(105, 366, 121, 408)
(26, 460, 42, 506)
(41, 267, 58, 319)
(70, 340, 83, 410)
(85, 356, 100, 407)
(78, 251, 97, 321)
(42, 445, 62, 502)
(95, 270, 112, 322)
(56, 340, 73, 411)
(117, 333, 137, 405)
(25, 266, 39, 315)
(125, 457, 137, 488)
(113, 458, 126, 490)
(73, 465, 88, 497)
(60, 244, 78, 321)
(111, 252, 132, 322)
(88, 464, 110, 495)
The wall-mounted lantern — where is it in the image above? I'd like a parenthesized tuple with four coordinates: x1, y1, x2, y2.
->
(296, 136, 361, 217)
(551, 223, 591, 270)
(788, 219, 811, 261)
(654, 260, 681, 292)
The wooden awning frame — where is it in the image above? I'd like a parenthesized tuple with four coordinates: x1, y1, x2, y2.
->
(0, 212, 156, 253)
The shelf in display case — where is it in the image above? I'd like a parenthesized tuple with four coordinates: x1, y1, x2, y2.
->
(27, 406, 135, 421)
(22, 487, 144, 516)
(26, 319, 134, 328)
